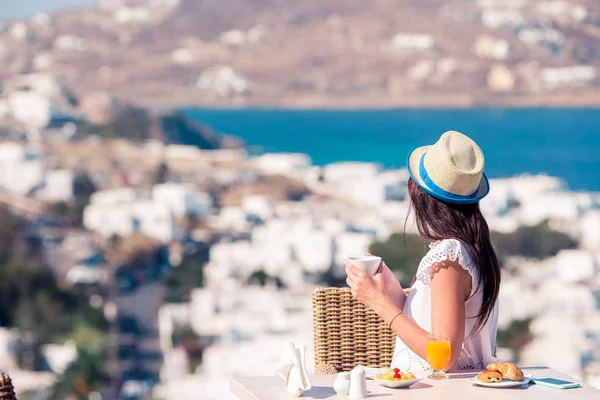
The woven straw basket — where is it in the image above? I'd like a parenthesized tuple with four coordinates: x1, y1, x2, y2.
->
(312, 287, 396, 374)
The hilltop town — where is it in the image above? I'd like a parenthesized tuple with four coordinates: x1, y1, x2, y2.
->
(0, 1, 598, 399)
(0, 0, 599, 110)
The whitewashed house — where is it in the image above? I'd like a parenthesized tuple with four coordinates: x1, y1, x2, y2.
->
(540, 66, 596, 90)
(37, 169, 74, 202)
(389, 33, 436, 51)
(581, 210, 600, 251)
(0, 143, 44, 195)
(83, 189, 176, 242)
(555, 250, 597, 283)
(254, 153, 312, 176)
(152, 183, 213, 218)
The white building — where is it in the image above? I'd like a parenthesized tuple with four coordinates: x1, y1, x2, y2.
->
(242, 195, 275, 220)
(42, 341, 77, 374)
(475, 35, 510, 60)
(333, 231, 374, 276)
(37, 169, 74, 202)
(555, 250, 597, 284)
(90, 188, 137, 205)
(536, 1, 588, 23)
(114, 6, 152, 23)
(155, 286, 315, 400)
(580, 210, 600, 251)
(291, 229, 334, 274)
(8, 91, 55, 128)
(540, 66, 597, 90)
(83, 189, 176, 242)
(211, 206, 250, 232)
(197, 66, 250, 97)
(389, 33, 436, 51)
(254, 153, 312, 176)
(0, 143, 44, 195)
(219, 29, 247, 46)
(54, 35, 89, 52)
(152, 183, 212, 218)
(407, 60, 435, 82)
(481, 9, 525, 29)
(519, 191, 593, 225)
(171, 48, 194, 64)
(518, 28, 565, 47)
(487, 64, 515, 92)
(9, 22, 29, 41)
(323, 162, 379, 185)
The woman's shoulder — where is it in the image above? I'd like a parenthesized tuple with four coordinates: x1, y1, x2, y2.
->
(416, 239, 476, 284)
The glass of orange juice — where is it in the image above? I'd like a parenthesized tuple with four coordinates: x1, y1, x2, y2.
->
(426, 334, 451, 380)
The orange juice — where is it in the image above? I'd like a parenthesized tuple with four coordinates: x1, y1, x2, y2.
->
(426, 339, 451, 371)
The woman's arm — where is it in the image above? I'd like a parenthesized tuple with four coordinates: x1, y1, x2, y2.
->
(379, 261, 407, 310)
(346, 259, 468, 369)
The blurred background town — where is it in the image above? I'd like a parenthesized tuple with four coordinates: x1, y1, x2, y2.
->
(0, 0, 599, 399)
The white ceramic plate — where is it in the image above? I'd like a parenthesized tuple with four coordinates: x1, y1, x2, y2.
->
(371, 376, 424, 388)
(359, 367, 423, 388)
(468, 374, 533, 388)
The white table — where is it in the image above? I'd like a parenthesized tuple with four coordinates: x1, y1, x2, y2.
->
(230, 367, 599, 400)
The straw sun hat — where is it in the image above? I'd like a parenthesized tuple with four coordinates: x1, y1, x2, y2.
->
(407, 130, 489, 204)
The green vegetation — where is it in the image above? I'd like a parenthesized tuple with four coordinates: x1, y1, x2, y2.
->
(368, 233, 427, 287)
(0, 206, 108, 398)
(367, 221, 576, 286)
(51, 347, 109, 400)
(492, 221, 577, 261)
(496, 318, 534, 361)
(162, 254, 205, 303)
(0, 207, 105, 344)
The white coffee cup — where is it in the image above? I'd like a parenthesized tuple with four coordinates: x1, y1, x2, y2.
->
(347, 256, 382, 275)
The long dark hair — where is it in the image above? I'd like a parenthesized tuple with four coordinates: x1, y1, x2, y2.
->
(407, 178, 501, 335)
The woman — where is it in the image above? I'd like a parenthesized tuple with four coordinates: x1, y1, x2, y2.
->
(346, 130, 501, 373)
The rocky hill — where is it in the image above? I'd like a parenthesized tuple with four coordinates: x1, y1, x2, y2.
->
(1, 0, 599, 108)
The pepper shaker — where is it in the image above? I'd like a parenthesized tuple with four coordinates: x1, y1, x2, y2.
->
(349, 367, 368, 399)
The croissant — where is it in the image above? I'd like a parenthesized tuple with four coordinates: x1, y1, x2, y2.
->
(501, 363, 524, 381)
(486, 362, 524, 381)
(486, 362, 503, 372)
(477, 370, 503, 383)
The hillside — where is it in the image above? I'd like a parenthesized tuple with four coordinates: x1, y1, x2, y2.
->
(1, 0, 599, 108)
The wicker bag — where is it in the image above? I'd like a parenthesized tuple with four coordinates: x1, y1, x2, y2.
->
(312, 287, 396, 374)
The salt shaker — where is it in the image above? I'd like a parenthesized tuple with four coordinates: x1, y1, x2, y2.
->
(333, 372, 351, 395)
(349, 367, 368, 399)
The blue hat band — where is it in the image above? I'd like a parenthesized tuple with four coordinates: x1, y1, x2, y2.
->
(419, 152, 481, 202)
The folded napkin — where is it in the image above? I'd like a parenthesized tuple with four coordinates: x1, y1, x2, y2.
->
(276, 342, 312, 396)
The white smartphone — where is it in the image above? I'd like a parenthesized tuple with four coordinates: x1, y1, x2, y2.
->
(532, 377, 581, 389)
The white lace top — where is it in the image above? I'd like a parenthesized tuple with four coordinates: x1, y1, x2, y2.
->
(391, 239, 499, 372)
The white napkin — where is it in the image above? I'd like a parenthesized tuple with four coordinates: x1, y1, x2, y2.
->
(276, 342, 312, 396)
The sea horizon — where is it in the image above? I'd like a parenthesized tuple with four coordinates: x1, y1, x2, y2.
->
(181, 107, 600, 192)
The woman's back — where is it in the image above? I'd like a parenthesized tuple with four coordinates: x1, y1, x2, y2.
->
(391, 239, 499, 372)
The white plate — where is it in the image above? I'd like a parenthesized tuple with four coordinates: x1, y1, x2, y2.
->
(359, 367, 423, 388)
(468, 374, 533, 388)
(371, 376, 424, 388)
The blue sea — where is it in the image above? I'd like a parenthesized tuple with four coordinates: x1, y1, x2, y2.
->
(181, 108, 600, 192)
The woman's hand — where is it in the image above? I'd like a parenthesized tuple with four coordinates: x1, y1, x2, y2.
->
(345, 261, 386, 310)
(378, 260, 402, 295)
(368, 253, 406, 310)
